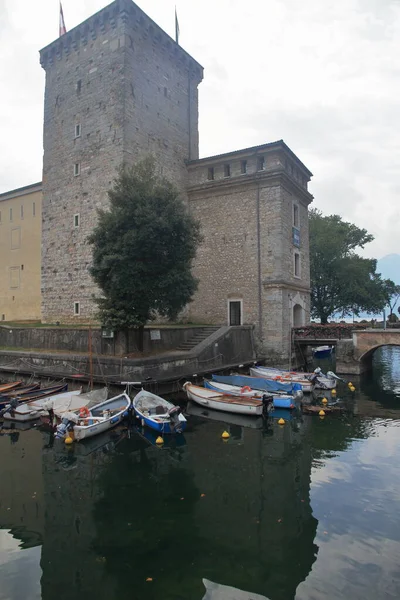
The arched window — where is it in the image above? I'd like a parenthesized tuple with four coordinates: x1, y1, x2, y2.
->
(293, 304, 303, 327)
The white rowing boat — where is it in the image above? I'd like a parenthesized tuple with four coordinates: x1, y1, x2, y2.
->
(183, 382, 264, 416)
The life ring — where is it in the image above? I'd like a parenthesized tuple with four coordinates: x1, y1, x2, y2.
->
(240, 386, 252, 393)
(79, 406, 90, 419)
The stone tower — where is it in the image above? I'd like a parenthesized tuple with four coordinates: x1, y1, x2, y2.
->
(39, 0, 203, 322)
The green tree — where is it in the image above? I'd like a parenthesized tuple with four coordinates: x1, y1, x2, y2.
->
(89, 157, 202, 350)
(381, 279, 400, 316)
(309, 209, 387, 323)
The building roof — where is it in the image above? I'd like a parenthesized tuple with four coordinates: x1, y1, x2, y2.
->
(0, 182, 42, 202)
(187, 140, 313, 177)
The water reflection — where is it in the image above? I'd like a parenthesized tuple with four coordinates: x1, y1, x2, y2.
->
(2, 349, 400, 599)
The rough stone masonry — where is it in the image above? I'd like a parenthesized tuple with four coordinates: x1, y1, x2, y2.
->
(39, 0, 313, 362)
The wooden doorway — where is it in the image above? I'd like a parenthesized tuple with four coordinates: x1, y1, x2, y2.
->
(229, 300, 242, 326)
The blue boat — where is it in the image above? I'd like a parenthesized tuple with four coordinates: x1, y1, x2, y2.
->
(132, 389, 187, 434)
(211, 374, 301, 395)
(204, 380, 296, 409)
(313, 345, 334, 359)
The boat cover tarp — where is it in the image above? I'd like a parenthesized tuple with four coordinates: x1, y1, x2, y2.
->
(212, 374, 295, 394)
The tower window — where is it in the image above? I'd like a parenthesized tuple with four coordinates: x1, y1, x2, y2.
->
(257, 156, 265, 171)
(224, 164, 231, 178)
(20, 205, 24, 219)
(74, 163, 81, 176)
(9, 208, 12, 221)
(293, 203, 299, 228)
(74, 301, 80, 316)
(33, 202, 36, 216)
(74, 213, 80, 228)
(164, 87, 168, 97)
(75, 123, 81, 138)
(207, 167, 214, 181)
(76, 80, 82, 93)
(241, 160, 247, 174)
(294, 252, 301, 278)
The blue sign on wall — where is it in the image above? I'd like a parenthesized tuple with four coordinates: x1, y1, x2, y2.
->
(293, 227, 300, 247)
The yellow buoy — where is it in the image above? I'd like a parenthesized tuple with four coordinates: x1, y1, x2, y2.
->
(278, 418, 285, 425)
(155, 436, 164, 445)
(319, 410, 325, 416)
(322, 397, 328, 405)
(222, 430, 230, 439)
(331, 389, 337, 396)
(350, 385, 356, 392)
(348, 382, 353, 388)
(65, 436, 73, 445)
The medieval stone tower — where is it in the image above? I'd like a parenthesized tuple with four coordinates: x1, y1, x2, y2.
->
(39, 0, 203, 322)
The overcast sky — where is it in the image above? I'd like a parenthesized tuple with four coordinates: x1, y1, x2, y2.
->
(1, 0, 399, 259)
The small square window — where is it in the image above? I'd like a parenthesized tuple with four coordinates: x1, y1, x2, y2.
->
(74, 301, 80, 316)
(77, 80, 82, 93)
(74, 163, 81, 176)
(75, 123, 81, 138)
(294, 253, 301, 278)
(164, 87, 168, 97)
(74, 214, 80, 228)
(293, 204, 299, 228)
(20, 205, 24, 219)
(257, 156, 265, 171)
(32, 202, 36, 217)
(224, 164, 231, 178)
(207, 167, 214, 181)
(241, 160, 247, 174)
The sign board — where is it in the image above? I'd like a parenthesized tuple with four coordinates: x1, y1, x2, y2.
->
(150, 329, 161, 341)
(292, 227, 300, 248)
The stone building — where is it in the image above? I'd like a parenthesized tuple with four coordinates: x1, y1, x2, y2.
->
(0, 182, 42, 322)
(0, 0, 313, 360)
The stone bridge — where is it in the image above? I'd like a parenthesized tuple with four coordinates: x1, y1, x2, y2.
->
(336, 329, 400, 374)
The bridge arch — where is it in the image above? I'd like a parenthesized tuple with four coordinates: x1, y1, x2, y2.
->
(359, 343, 400, 368)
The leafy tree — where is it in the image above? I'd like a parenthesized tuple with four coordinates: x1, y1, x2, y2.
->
(309, 209, 387, 323)
(89, 157, 202, 350)
(381, 279, 400, 316)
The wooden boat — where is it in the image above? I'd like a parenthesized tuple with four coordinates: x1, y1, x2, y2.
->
(183, 382, 264, 416)
(0, 383, 40, 399)
(203, 380, 296, 409)
(2, 389, 83, 422)
(211, 374, 302, 395)
(0, 381, 23, 394)
(313, 345, 334, 359)
(55, 393, 131, 442)
(0, 383, 68, 409)
(250, 366, 314, 392)
(132, 389, 187, 434)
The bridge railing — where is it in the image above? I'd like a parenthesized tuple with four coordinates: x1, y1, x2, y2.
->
(293, 323, 368, 340)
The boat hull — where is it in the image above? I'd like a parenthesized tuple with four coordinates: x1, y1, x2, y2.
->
(184, 383, 263, 416)
(204, 381, 295, 409)
(72, 394, 131, 441)
(250, 367, 313, 392)
(132, 389, 187, 434)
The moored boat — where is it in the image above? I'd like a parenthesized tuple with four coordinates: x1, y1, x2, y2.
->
(250, 366, 314, 392)
(0, 381, 23, 394)
(0, 383, 40, 400)
(2, 389, 83, 422)
(0, 383, 68, 410)
(132, 389, 186, 434)
(313, 345, 334, 359)
(211, 374, 302, 396)
(56, 393, 131, 442)
(183, 382, 266, 416)
(203, 380, 296, 409)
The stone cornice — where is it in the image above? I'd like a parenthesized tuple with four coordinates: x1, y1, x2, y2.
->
(187, 169, 314, 205)
(262, 279, 311, 293)
(39, 0, 203, 83)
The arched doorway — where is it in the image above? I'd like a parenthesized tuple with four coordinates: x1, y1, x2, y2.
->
(293, 304, 304, 327)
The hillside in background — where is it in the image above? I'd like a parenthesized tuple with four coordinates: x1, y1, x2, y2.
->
(377, 254, 400, 284)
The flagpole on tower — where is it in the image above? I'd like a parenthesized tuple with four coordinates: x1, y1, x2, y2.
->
(59, 1, 67, 37)
(175, 6, 180, 45)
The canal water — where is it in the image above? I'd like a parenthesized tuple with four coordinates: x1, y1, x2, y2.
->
(1, 347, 400, 600)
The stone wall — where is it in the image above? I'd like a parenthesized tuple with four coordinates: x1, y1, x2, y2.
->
(40, 0, 202, 323)
(187, 142, 313, 360)
(0, 325, 211, 355)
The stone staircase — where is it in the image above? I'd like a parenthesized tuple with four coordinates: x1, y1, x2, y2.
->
(175, 326, 221, 352)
